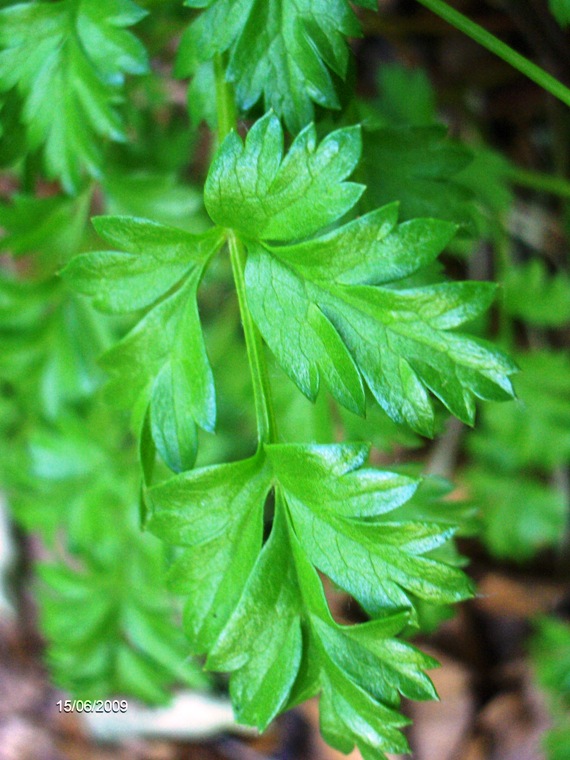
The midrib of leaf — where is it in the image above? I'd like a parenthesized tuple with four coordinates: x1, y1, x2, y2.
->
(214, 54, 278, 445)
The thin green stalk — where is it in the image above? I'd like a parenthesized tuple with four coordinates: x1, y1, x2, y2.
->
(214, 54, 237, 142)
(506, 165, 570, 198)
(416, 0, 570, 108)
(227, 230, 278, 444)
(213, 55, 278, 445)
(494, 229, 515, 349)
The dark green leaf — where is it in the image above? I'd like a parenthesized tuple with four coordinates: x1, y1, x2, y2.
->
(178, 0, 371, 131)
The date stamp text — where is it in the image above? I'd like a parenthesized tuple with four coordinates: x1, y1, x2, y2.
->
(56, 699, 128, 714)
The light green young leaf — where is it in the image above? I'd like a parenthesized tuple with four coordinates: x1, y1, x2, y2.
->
(178, 0, 373, 132)
(0, 0, 148, 190)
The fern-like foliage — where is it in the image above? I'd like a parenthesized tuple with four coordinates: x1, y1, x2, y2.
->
(0, 0, 148, 190)
(466, 350, 570, 559)
(6, 412, 208, 700)
(503, 259, 570, 327)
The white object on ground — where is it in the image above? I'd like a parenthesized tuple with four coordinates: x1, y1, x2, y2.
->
(83, 690, 253, 742)
(0, 493, 16, 618)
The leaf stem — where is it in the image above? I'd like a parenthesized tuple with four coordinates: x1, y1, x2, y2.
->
(506, 165, 570, 198)
(228, 230, 278, 444)
(213, 54, 238, 142)
(213, 54, 278, 445)
(415, 0, 570, 109)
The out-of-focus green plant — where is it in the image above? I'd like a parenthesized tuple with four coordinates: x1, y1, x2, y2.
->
(531, 617, 570, 760)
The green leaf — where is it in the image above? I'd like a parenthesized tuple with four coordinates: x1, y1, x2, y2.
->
(531, 617, 570, 705)
(268, 443, 474, 615)
(38, 499, 208, 701)
(147, 454, 273, 651)
(148, 443, 471, 752)
(177, 0, 371, 132)
(200, 464, 448, 756)
(206, 506, 304, 728)
(531, 616, 570, 760)
(0, 192, 91, 269)
(205, 113, 516, 435)
(247, 244, 514, 435)
(0, 0, 148, 190)
(503, 259, 570, 327)
(64, 217, 224, 470)
(0, 275, 111, 420)
(372, 63, 437, 127)
(103, 171, 206, 232)
(544, 726, 570, 760)
(100, 270, 216, 468)
(63, 217, 223, 313)
(361, 125, 475, 230)
(205, 112, 364, 241)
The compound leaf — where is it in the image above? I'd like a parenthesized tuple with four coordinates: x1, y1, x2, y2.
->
(148, 442, 472, 755)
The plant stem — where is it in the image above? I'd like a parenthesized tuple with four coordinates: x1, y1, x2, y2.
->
(228, 230, 278, 444)
(213, 54, 237, 142)
(494, 229, 515, 349)
(415, 0, 570, 108)
(506, 165, 570, 198)
(213, 54, 278, 445)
